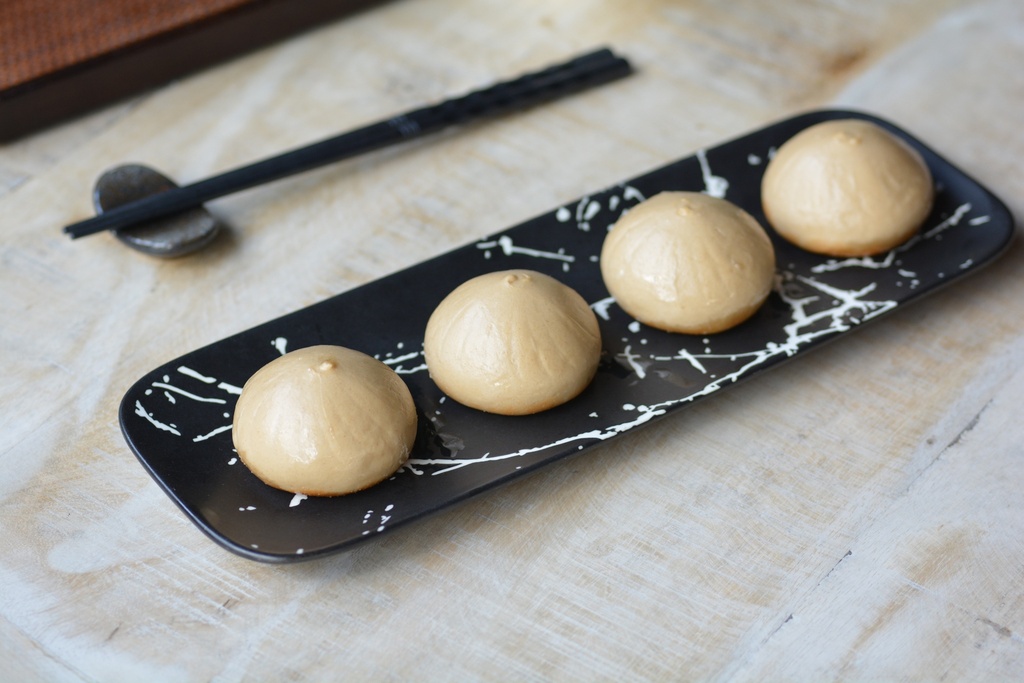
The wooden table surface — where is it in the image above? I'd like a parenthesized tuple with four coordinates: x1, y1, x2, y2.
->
(3, 1, 1023, 680)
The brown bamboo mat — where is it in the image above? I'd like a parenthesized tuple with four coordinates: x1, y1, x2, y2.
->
(0, 0, 380, 140)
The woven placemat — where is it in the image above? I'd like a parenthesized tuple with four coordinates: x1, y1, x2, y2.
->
(0, 0, 379, 140)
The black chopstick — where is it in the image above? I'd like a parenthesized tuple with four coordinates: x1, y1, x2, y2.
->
(63, 48, 632, 240)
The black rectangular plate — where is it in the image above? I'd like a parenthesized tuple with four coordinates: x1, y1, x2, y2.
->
(119, 109, 1015, 563)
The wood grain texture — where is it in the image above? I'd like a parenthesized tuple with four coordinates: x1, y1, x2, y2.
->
(1, 0, 1022, 680)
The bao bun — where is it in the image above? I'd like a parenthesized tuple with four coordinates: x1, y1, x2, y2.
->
(424, 270, 602, 415)
(761, 118, 934, 256)
(600, 191, 776, 334)
(232, 345, 416, 496)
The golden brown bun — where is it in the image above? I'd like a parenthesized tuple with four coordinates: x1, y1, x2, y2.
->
(232, 345, 416, 496)
(424, 270, 602, 415)
(761, 119, 934, 256)
(600, 191, 776, 334)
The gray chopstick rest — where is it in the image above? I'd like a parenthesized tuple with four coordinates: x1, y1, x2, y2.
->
(92, 164, 221, 257)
